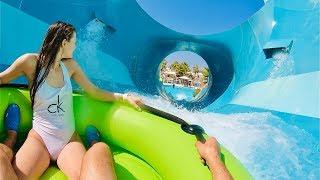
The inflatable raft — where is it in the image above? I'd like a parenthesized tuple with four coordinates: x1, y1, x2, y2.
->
(0, 85, 251, 179)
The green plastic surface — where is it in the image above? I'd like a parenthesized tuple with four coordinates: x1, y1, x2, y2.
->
(0, 87, 251, 179)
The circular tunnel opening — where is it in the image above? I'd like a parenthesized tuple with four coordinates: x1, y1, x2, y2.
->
(157, 51, 212, 103)
(134, 39, 234, 110)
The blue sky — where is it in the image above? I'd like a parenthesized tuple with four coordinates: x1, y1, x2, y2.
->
(136, 0, 264, 35)
(137, 0, 264, 68)
(165, 51, 208, 69)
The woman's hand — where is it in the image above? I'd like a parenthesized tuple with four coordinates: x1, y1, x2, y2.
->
(124, 94, 144, 111)
(195, 137, 233, 179)
(195, 137, 221, 163)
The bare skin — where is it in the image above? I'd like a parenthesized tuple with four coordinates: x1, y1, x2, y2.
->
(0, 131, 18, 180)
(13, 129, 51, 179)
(0, 32, 142, 179)
(0, 145, 17, 180)
(80, 142, 117, 180)
(195, 137, 233, 180)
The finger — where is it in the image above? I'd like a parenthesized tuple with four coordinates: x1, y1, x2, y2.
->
(195, 140, 204, 147)
(195, 141, 199, 147)
(132, 102, 142, 111)
(207, 137, 215, 141)
(195, 141, 200, 148)
(137, 99, 144, 104)
(138, 102, 144, 107)
(136, 101, 144, 108)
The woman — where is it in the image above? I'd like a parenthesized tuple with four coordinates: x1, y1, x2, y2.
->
(0, 21, 143, 179)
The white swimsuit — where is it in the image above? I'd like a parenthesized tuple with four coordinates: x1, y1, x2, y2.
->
(32, 61, 75, 160)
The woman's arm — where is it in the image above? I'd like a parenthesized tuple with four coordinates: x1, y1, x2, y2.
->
(70, 59, 143, 110)
(0, 54, 31, 84)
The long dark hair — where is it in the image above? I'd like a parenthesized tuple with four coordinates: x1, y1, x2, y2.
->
(30, 21, 75, 108)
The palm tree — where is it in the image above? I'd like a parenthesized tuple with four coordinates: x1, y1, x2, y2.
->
(193, 65, 200, 74)
(202, 67, 210, 83)
(160, 60, 168, 72)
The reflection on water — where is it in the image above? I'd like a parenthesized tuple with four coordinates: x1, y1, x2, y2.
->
(161, 85, 196, 101)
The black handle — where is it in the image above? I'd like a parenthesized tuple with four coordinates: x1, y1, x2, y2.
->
(181, 124, 208, 166)
(142, 104, 208, 166)
(141, 104, 189, 126)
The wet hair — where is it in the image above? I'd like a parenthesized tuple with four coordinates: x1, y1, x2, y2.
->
(30, 21, 75, 108)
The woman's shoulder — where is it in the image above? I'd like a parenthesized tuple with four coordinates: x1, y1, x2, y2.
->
(21, 53, 38, 60)
(13, 53, 38, 70)
(62, 58, 78, 68)
(61, 58, 79, 75)
(20, 53, 38, 65)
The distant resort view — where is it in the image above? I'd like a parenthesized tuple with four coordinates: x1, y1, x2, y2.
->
(159, 59, 210, 100)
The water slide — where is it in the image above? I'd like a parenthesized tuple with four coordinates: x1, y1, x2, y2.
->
(1, 0, 319, 178)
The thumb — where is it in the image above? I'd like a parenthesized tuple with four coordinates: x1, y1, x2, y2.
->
(195, 140, 204, 148)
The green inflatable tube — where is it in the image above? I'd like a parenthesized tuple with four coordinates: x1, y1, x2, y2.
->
(0, 86, 251, 179)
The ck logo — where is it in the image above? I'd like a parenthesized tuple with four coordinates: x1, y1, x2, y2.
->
(47, 95, 65, 113)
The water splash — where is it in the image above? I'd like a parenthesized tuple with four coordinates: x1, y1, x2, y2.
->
(137, 94, 319, 179)
(310, 0, 320, 8)
(75, 18, 106, 60)
(19, 0, 23, 9)
(269, 50, 295, 79)
(74, 18, 107, 81)
(176, 93, 187, 100)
